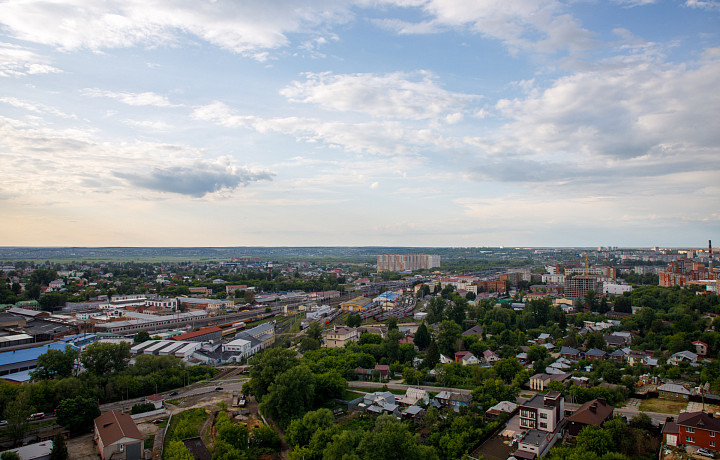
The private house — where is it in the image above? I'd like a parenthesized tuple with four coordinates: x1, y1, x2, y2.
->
(94, 410, 144, 460)
(434, 391, 472, 411)
(668, 350, 698, 366)
(693, 341, 708, 357)
(663, 411, 720, 451)
(322, 326, 359, 348)
(559, 346, 580, 361)
(585, 348, 607, 361)
(399, 387, 430, 406)
(609, 348, 629, 362)
(603, 335, 628, 348)
(361, 391, 399, 415)
(482, 350, 500, 364)
(462, 325, 483, 337)
(454, 351, 479, 366)
(401, 405, 425, 421)
(518, 391, 564, 433)
(657, 383, 691, 401)
(374, 364, 390, 380)
(486, 401, 517, 419)
(529, 373, 571, 391)
(566, 399, 614, 436)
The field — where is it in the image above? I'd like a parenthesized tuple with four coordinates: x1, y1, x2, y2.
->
(638, 398, 688, 414)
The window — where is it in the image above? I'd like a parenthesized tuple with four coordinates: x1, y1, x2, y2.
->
(712, 441, 716, 447)
(540, 422, 548, 429)
(540, 413, 548, 419)
(687, 428, 695, 433)
(686, 436, 695, 443)
(712, 432, 716, 437)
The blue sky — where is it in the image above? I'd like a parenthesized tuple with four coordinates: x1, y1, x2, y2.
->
(0, 0, 718, 247)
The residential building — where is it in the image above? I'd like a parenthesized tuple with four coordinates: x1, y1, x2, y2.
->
(482, 350, 500, 364)
(559, 346, 580, 361)
(399, 387, 430, 406)
(518, 391, 564, 433)
(657, 383, 691, 401)
(323, 326, 359, 348)
(663, 411, 720, 451)
(564, 276, 599, 298)
(529, 373, 571, 391)
(94, 410, 144, 460)
(567, 399, 614, 436)
(454, 351, 479, 366)
(693, 340, 708, 356)
(434, 391, 472, 412)
(585, 348, 607, 361)
(668, 350, 698, 366)
(376, 254, 440, 272)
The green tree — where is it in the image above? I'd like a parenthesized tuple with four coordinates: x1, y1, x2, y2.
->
(346, 314, 362, 328)
(80, 342, 131, 376)
(286, 408, 334, 448)
(299, 337, 321, 352)
(31, 345, 78, 380)
(422, 340, 440, 370)
(56, 396, 100, 433)
(306, 322, 323, 342)
(437, 320, 462, 356)
(248, 348, 299, 401)
(49, 433, 68, 460)
(414, 323, 431, 350)
(322, 429, 364, 460)
(577, 425, 614, 456)
(493, 358, 522, 384)
(5, 397, 30, 446)
(259, 365, 316, 428)
(165, 440, 194, 460)
(386, 317, 398, 331)
(357, 415, 438, 460)
(133, 331, 151, 343)
(0, 452, 20, 460)
(249, 425, 281, 452)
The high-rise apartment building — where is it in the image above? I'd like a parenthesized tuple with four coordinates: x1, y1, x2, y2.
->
(377, 254, 441, 272)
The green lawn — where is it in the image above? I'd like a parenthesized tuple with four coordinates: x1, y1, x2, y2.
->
(638, 398, 688, 414)
(145, 434, 155, 450)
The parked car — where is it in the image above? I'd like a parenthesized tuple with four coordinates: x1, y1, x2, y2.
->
(0, 420, 7, 427)
(697, 448, 714, 458)
(215, 387, 223, 391)
(168, 391, 178, 396)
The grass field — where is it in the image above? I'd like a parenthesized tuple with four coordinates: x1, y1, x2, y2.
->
(638, 398, 688, 414)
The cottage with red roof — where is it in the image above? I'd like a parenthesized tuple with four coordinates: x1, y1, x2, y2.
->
(94, 410, 144, 460)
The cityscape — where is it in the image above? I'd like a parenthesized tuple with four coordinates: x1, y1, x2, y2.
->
(1, 0, 719, 460)
(0, 244, 719, 460)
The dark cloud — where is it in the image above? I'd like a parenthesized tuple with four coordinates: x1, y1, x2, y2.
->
(115, 161, 273, 197)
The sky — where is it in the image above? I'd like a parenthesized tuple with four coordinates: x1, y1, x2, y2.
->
(0, 0, 719, 248)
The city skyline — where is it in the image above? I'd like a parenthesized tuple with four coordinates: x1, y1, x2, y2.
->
(1, 1, 719, 247)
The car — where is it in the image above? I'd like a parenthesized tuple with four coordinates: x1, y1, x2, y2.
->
(152, 419, 165, 425)
(168, 391, 178, 396)
(0, 420, 7, 427)
(697, 448, 715, 458)
(140, 398, 146, 402)
(28, 412, 44, 421)
(215, 387, 223, 391)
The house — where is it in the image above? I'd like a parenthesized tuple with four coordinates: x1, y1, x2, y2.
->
(537, 333, 552, 344)
(657, 383, 691, 401)
(399, 387, 430, 406)
(663, 411, 720, 451)
(374, 364, 390, 379)
(559, 346, 580, 361)
(518, 391, 564, 433)
(322, 326, 359, 348)
(482, 350, 500, 364)
(94, 410, 145, 460)
(401, 405, 425, 421)
(439, 354, 453, 364)
(486, 401, 517, 419)
(434, 391, 472, 411)
(2, 440, 54, 460)
(462, 325, 483, 337)
(529, 373, 571, 391)
(585, 348, 607, 361)
(693, 340, 708, 357)
(566, 399, 614, 436)
(603, 335, 628, 348)
(361, 391, 398, 415)
(454, 351, 479, 366)
(145, 394, 164, 410)
(668, 350, 698, 366)
(609, 348, 629, 362)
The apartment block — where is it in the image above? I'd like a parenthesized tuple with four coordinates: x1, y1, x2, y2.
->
(377, 254, 441, 272)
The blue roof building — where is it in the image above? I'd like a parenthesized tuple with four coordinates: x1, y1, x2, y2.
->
(0, 342, 67, 376)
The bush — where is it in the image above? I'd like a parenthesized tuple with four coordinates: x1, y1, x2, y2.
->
(131, 402, 156, 415)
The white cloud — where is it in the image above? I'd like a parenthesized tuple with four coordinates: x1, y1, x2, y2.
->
(685, 0, 720, 10)
(82, 88, 180, 107)
(0, 42, 61, 77)
(280, 71, 478, 120)
(381, 0, 595, 54)
(0, 0, 355, 57)
(0, 97, 75, 119)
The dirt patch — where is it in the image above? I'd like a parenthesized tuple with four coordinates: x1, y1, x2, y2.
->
(66, 433, 100, 460)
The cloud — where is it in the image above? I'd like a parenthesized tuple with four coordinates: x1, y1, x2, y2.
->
(380, 0, 595, 54)
(0, 97, 76, 119)
(685, 0, 720, 10)
(0, 0, 354, 58)
(114, 159, 273, 197)
(82, 88, 180, 107)
(0, 42, 61, 77)
(279, 71, 478, 120)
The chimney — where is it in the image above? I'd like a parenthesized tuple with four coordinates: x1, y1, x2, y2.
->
(590, 403, 597, 413)
(710, 240, 713, 271)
